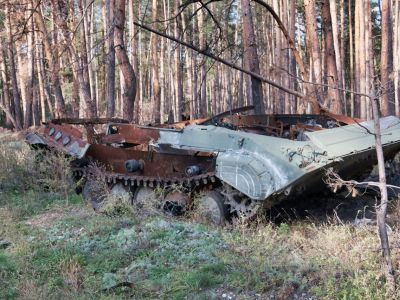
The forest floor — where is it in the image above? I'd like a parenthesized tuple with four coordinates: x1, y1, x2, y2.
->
(1, 131, 400, 299)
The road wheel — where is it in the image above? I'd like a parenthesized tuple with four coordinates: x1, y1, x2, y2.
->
(197, 191, 228, 225)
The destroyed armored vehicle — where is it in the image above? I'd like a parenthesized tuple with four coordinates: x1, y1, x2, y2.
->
(26, 107, 400, 224)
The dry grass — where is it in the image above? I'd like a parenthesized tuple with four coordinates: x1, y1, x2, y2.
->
(59, 256, 83, 292)
(1, 132, 400, 299)
(219, 219, 400, 299)
(0, 136, 74, 197)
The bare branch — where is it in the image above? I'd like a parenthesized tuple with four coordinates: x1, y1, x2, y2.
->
(134, 21, 305, 99)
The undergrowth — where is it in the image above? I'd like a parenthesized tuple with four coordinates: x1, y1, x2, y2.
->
(1, 133, 400, 299)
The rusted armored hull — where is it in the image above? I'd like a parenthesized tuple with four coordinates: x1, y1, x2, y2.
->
(26, 110, 400, 222)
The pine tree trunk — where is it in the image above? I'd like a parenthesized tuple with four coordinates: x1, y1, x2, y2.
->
(322, 0, 341, 114)
(151, 0, 161, 123)
(37, 41, 54, 119)
(304, 0, 323, 106)
(5, 6, 22, 128)
(380, 0, 394, 116)
(105, 0, 116, 118)
(78, 0, 94, 117)
(88, 2, 97, 115)
(339, 0, 346, 114)
(174, 0, 184, 121)
(289, 0, 297, 113)
(329, 0, 344, 112)
(0, 45, 17, 128)
(24, 2, 35, 128)
(114, 0, 137, 121)
(33, 1, 65, 118)
(241, 0, 265, 114)
(394, 0, 400, 116)
(198, 5, 207, 117)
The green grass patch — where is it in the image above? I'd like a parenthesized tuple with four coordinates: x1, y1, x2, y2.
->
(0, 253, 18, 299)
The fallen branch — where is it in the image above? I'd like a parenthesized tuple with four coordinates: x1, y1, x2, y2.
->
(325, 168, 400, 194)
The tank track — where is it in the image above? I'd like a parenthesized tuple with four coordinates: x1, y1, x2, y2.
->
(72, 168, 218, 189)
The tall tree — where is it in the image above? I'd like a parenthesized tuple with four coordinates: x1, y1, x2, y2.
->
(394, 0, 400, 116)
(5, 4, 22, 128)
(114, 0, 137, 121)
(241, 0, 265, 114)
(105, 0, 116, 118)
(174, 0, 184, 121)
(78, 0, 94, 117)
(380, 0, 394, 116)
(151, 0, 161, 123)
(33, 1, 66, 118)
(198, 4, 207, 117)
(322, 0, 341, 114)
(51, 0, 96, 117)
(329, 0, 344, 110)
(304, 0, 323, 109)
(23, 1, 35, 128)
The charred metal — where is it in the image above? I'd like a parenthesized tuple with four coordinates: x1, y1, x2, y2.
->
(26, 108, 400, 224)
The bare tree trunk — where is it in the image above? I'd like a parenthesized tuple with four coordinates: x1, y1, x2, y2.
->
(128, 0, 140, 122)
(380, 0, 394, 116)
(322, 0, 341, 113)
(33, 2, 65, 118)
(105, 0, 116, 118)
(289, 0, 297, 113)
(36, 41, 54, 120)
(329, 0, 344, 112)
(114, 0, 137, 121)
(366, 1, 374, 120)
(0, 46, 18, 129)
(22, 1, 35, 127)
(78, 0, 94, 117)
(349, 0, 355, 117)
(304, 0, 323, 106)
(371, 95, 396, 296)
(182, 8, 193, 120)
(212, 64, 220, 115)
(51, 0, 96, 118)
(151, 0, 161, 123)
(394, 0, 400, 116)
(31, 32, 40, 126)
(241, 0, 265, 114)
(198, 5, 207, 117)
(5, 6, 22, 128)
(174, 0, 184, 121)
(355, 0, 365, 118)
(88, 2, 97, 114)
(339, 0, 346, 114)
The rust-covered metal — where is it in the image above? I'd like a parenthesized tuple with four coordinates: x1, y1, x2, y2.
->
(26, 123, 89, 158)
(26, 108, 400, 222)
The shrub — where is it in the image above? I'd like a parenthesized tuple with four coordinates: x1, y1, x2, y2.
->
(0, 140, 74, 196)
